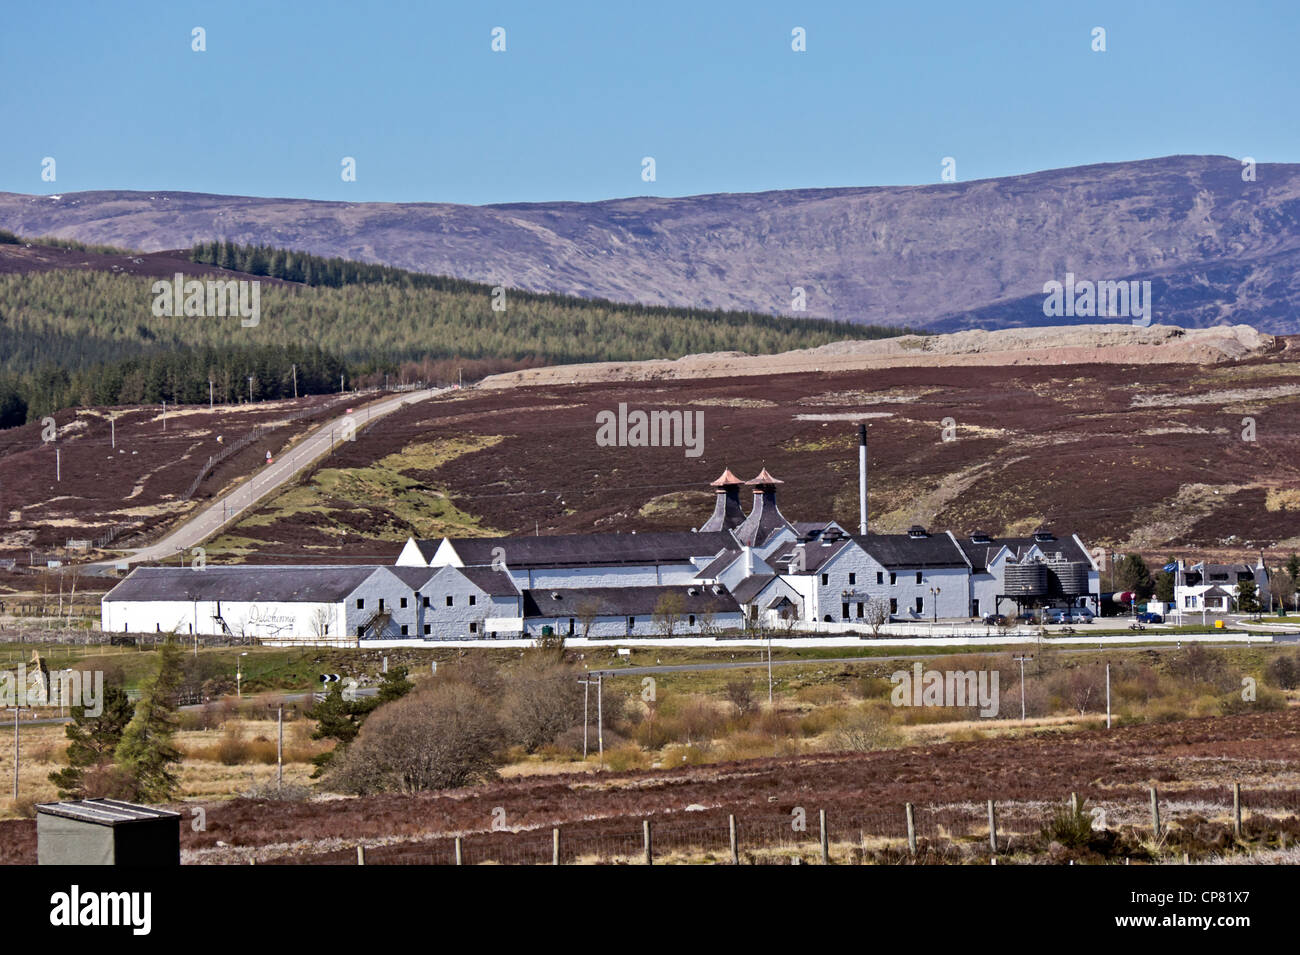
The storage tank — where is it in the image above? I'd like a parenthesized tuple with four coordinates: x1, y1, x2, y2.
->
(1046, 559, 1090, 595)
(1003, 560, 1047, 596)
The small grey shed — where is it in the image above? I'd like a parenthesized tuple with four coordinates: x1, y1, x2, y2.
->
(37, 799, 180, 866)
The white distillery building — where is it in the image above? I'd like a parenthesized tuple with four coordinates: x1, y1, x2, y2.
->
(103, 430, 1100, 641)
(101, 566, 413, 640)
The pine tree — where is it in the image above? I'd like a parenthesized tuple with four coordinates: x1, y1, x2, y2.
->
(115, 639, 185, 802)
(48, 684, 134, 799)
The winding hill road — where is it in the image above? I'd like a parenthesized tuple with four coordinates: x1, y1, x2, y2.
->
(87, 388, 445, 573)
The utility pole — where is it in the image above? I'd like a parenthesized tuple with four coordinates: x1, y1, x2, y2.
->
(247, 377, 254, 404)
(1013, 654, 1032, 721)
(162, 400, 166, 431)
(277, 705, 283, 790)
(111, 417, 115, 448)
(55, 449, 60, 482)
(577, 674, 592, 758)
(292, 364, 297, 399)
(597, 673, 604, 767)
(209, 379, 214, 410)
(767, 631, 773, 705)
(1106, 662, 1112, 729)
(12, 707, 18, 800)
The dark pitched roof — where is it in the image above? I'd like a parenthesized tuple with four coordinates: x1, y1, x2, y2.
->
(853, 533, 968, 569)
(522, 585, 739, 618)
(388, 566, 439, 589)
(955, 534, 1091, 572)
(730, 574, 780, 603)
(104, 565, 382, 603)
(439, 531, 739, 568)
(456, 567, 521, 596)
(695, 549, 741, 579)
(412, 539, 440, 562)
(767, 537, 853, 574)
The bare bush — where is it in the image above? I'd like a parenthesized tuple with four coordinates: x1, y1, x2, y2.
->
(829, 706, 902, 752)
(326, 683, 503, 794)
(501, 659, 583, 752)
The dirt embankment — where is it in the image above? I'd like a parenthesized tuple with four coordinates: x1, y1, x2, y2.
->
(480, 324, 1275, 388)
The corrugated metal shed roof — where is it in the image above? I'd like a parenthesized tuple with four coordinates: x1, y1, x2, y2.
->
(36, 798, 180, 826)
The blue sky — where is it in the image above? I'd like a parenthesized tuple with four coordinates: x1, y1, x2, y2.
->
(1, 0, 1295, 205)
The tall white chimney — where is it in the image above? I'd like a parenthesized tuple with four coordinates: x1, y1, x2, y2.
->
(858, 423, 868, 535)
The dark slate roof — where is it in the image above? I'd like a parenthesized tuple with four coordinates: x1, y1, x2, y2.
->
(699, 487, 747, 532)
(412, 539, 440, 562)
(388, 566, 439, 589)
(767, 538, 853, 574)
(104, 566, 382, 603)
(438, 531, 739, 568)
(695, 549, 741, 579)
(36, 798, 180, 826)
(522, 585, 739, 618)
(735, 490, 793, 547)
(730, 574, 780, 603)
(853, 532, 969, 569)
(955, 534, 1090, 572)
(456, 567, 521, 597)
(792, 521, 849, 540)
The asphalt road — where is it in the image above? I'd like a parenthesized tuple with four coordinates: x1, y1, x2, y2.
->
(86, 388, 444, 572)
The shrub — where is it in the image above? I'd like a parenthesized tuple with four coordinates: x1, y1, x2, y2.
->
(216, 723, 250, 765)
(794, 684, 844, 706)
(725, 680, 758, 716)
(1218, 687, 1287, 715)
(501, 659, 582, 752)
(604, 745, 650, 772)
(1266, 654, 1300, 690)
(326, 683, 503, 794)
(678, 698, 726, 742)
(829, 706, 903, 752)
(1041, 798, 1094, 849)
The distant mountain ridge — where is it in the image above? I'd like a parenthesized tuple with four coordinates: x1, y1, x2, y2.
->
(3, 155, 1300, 333)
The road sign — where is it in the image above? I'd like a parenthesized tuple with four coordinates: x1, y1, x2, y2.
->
(319, 674, 341, 683)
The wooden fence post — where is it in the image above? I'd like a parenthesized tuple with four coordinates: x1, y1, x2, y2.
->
(643, 819, 653, 865)
(357, 845, 365, 865)
(1070, 791, 1079, 816)
(1149, 785, 1161, 837)
(454, 836, 463, 865)
(987, 799, 998, 853)
(905, 803, 917, 857)
(819, 809, 829, 865)
(1233, 782, 1242, 839)
(729, 814, 739, 865)
(553, 827, 561, 865)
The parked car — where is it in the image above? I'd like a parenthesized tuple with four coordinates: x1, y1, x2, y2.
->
(1067, 608, 1095, 623)
(1016, 611, 1039, 624)
(982, 613, 1008, 626)
(1136, 611, 1164, 624)
(1042, 608, 1068, 624)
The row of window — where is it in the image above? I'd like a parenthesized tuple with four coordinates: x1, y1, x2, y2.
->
(821, 571, 925, 587)
(840, 597, 921, 619)
(355, 593, 479, 610)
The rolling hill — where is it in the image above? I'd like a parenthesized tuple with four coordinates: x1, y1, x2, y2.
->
(3, 155, 1300, 332)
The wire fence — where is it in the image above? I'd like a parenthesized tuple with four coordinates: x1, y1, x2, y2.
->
(259, 784, 1300, 866)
